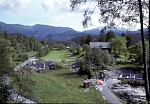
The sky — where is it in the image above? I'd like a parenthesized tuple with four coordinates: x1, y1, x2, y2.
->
(0, 0, 144, 31)
(0, 0, 103, 31)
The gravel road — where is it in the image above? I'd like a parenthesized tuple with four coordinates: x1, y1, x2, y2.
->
(96, 79, 122, 104)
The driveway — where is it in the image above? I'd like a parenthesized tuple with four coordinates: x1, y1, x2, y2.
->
(95, 79, 122, 104)
(14, 56, 38, 72)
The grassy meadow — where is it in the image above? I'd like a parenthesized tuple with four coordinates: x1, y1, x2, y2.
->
(25, 51, 37, 58)
(12, 49, 110, 103)
(29, 69, 110, 103)
(40, 49, 78, 61)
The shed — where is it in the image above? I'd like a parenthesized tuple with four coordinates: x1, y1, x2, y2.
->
(34, 61, 45, 69)
(45, 61, 53, 66)
(90, 42, 112, 53)
(66, 46, 70, 49)
(83, 80, 92, 88)
(119, 73, 143, 80)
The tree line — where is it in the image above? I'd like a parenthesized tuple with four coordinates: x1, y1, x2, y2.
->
(0, 28, 66, 103)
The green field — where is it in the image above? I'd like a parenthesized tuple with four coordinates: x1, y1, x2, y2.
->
(40, 49, 78, 61)
(25, 51, 37, 58)
(29, 69, 110, 103)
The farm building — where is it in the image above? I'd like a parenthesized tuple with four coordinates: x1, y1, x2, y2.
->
(90, 42, 112, 53)
(118, 73, 143, 80)
(33, 61, 54, 69)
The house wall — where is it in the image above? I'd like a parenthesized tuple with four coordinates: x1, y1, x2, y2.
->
(102, 48, 111, 53)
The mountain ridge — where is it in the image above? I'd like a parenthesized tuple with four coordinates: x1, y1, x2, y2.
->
(0, 21, 147, 41)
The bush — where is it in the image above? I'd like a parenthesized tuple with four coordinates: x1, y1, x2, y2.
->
(84, 48, 115, 67)
(36, 47, 50, 58)
(82, 44, 91, 52)
(120, 80, 145, 86)
(17, 54, 28, 61)
(76, 45, 82, 54)
(57, 44, 65, 51)
(69, 47, 77, 54)
(69, 45, 82, 55)
(120, 80, 128, 84)
(113, 83, 117, 87)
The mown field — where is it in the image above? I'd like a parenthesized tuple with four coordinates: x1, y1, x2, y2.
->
(40, 49, 78, 61)
(30, 69, 110, 103)
(25, 51, 37, 58)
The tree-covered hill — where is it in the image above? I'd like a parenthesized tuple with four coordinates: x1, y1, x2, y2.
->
(0, 21, 148, 41)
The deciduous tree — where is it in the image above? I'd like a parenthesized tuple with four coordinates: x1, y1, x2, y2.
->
(70, 0, 149, 100)
(111, 36, 127, 56)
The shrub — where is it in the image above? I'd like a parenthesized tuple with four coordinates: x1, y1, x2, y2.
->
(82, 44, 91, 52)
(120, 80, 128, 84)
(113, 83, 117, 87)
(120, 80, 145, 86)
(69, 47, 77, 54)
(84, 48, 115, 67)
(17, 54, 28, 61)
(57, 44, 65, 51)
(76, 45, 82, 54)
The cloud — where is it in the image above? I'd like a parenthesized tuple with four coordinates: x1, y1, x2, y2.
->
(41, 0, 70, 13)
(41, 0, 55, 11)
(0, 0, 31, 12)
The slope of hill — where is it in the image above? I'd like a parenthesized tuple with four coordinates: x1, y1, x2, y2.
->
(0, 22, 79, 41)
(82, 27, 143, 35)
(0, 21, 147, 41)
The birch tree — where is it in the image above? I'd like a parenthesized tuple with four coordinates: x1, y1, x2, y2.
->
(70, 0, 150, 101)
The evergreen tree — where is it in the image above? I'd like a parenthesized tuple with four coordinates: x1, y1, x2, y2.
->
(0, 38, 11, 103)
(126, 35, 133, 48)
(106, 31, 116, 42)
(3, 30, 9, 40)
(17, 34, 23, 43)
(80, 35, 93, 45)
(41, 39, 47, 46)
(121, 33, 125, 37)
(99, 29, 106, 42)
(0, 27, 3, 38)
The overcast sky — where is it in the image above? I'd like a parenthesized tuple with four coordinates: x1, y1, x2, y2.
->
(0, 0, 143, 31)
(0, 0, 102, 31)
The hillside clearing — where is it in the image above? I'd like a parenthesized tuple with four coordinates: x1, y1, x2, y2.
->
(40, 49, 78, 61)
(25, 51, 37, 58)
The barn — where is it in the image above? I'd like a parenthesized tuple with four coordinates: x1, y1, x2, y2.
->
(90, 42, 112, 53)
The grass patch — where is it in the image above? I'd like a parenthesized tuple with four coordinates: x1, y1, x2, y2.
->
(24, 51, 37, 58)
(117, 55, 131, 63)
(107, 63, 144, 71)
(29, 69, 110, 103)
(40, 49, 78, 61)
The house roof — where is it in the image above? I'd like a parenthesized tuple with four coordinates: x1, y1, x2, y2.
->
(90, 42, 112, 49)
(34, 61, 54, 68)
(34, 61, 44, 68)
(45, 61, 53, 66)
(120, 73, 143, 79)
